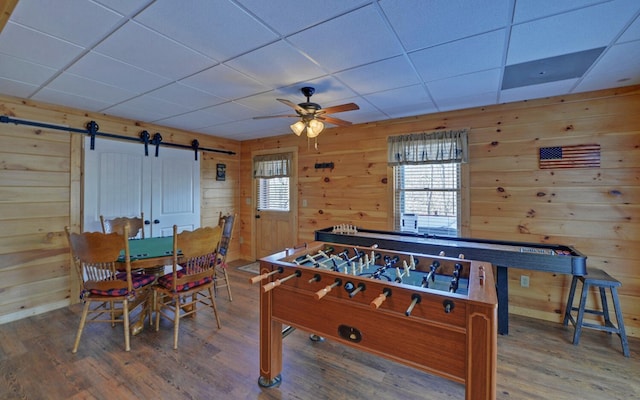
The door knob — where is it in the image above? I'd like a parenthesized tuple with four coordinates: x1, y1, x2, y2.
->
(144, 220, 151, 225)
(153, 219, 160, 224)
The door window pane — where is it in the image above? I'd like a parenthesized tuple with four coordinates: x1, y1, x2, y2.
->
(257, 177, 290, 211)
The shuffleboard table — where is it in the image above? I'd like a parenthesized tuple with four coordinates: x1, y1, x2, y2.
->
(315, 227, 587, 335)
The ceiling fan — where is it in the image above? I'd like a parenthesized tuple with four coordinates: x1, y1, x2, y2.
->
(254, 86, 359, 140)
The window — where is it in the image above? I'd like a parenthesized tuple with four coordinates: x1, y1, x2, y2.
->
(388, 129, 468, 237)
(394, 163, 460, 236)
(254, 153, 292, 212)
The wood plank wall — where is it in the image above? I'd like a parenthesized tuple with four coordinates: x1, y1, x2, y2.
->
(0, 94, 240, 324)
(239, 85, 640, 338)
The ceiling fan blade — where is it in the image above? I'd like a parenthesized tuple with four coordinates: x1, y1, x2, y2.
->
(277, 98, 309, 115)
(253, 114, 298, 120)
(317, 102, 359, 115)
(317, 115, 353, 126)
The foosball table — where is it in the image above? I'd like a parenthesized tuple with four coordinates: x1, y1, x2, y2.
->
(253, 241, 497, 400)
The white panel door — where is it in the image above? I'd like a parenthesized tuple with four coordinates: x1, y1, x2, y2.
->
(150, 146, 200, 237)
(83, 137, 199, 237)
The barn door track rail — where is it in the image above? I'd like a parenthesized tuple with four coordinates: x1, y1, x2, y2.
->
(1, 115, 236, 159)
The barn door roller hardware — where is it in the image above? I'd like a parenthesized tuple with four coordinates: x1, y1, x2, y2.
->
(0, 115, 236, 157)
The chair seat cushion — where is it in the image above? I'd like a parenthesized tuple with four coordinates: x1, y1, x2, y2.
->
(157, 270, 212, 292)
(89, 272, 155, 297)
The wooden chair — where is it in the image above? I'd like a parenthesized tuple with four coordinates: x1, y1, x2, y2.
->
(214, 212, 237, 301)
(154, 225, 223, 349)
(65, 226, 155, 353)
(100, 212, 145, 239)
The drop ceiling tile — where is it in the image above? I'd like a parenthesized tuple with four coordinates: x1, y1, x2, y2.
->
(201, 117, 290, 139)
(410, 30, 506, 82)
(0, 22, 84, 69)
(500, 79, 579, 104)
(153, 110, 227, 132)
(380, 0, 511, 51)
(93, 21, 215, 79)
(576, 40, 640, 91)
(0, 78, 39, 99)
(502, 47, 605, 90)
(200, 102, 260, 123)
(428, 69, 501, 101)
(135, 0, 278, 61)
(46, 72, 137, 104)
(436, 91, 499, 112)
(147, 83, 226, 109)
(0, 53, 56, 86)
(287, 5, 403, 72)
(111, 95, 193, 122)
(33, 88, 113, 112)
(512, 0, 607, 23)
(233, 90, 293, 115)
(364, 84, 437, 118)
(619, 15, 640, 43)
(103, 101, 167, 123)
(94, 0, 154, 16)
(225, 40, 326, 87)
(337, 99, 389, 124)
(507, 0, 640, 64)
(181, 64, 270, 100)
(105, 99, 192, 124)
(280, 76, 358, 104)
(10, 0, 124, 47)
(237, 0, 369, 36)
(66, 51, 172, 93)
(334, 56, 421, 95)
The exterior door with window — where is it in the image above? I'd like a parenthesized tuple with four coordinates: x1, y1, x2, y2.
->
(83, 137, 200, 237)
(253, 151, 297, 258)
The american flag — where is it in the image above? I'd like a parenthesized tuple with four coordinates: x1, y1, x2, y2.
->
(538, 144, 600, 169)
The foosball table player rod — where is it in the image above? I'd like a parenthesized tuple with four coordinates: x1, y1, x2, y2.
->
(262, 270, 302, 293)
(314, 278, 342, 300)
(370, 288, 392, 309)
(249, 266, 284, 284)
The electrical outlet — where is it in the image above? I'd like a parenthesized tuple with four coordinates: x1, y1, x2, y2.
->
(520, 275, 530, 288)
(302, 199, 308, 207)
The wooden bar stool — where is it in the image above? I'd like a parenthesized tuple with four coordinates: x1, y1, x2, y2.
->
(563, 268, 630, 357)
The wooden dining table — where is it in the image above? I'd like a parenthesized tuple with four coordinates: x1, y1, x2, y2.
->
(117, 236, 177, 335)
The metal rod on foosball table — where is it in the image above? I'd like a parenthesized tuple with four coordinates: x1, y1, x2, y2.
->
(405, 293, 421, 316)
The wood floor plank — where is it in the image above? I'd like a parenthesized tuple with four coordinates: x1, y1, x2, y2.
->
(0, 260, 637, 400)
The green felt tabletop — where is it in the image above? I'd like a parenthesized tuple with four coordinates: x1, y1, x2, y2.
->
(118, 236, 176, 261)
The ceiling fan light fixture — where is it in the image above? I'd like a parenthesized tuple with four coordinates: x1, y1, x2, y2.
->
(306, 119, 324, 138)
(290, 120, 306, 136)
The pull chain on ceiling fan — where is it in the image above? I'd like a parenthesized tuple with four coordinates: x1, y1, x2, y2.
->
(254, 86, 359, 148)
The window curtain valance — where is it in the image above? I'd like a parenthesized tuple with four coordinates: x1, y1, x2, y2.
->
(387, 128, 468, 165)
(253, 153, 292, 178)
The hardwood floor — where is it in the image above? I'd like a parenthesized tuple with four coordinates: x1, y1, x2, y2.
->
(0, 261, 638, 400)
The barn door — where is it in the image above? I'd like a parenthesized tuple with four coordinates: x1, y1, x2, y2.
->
(83, 137, 199, 237)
